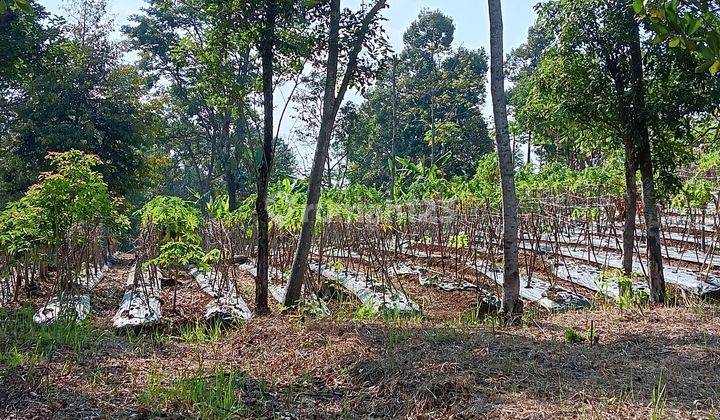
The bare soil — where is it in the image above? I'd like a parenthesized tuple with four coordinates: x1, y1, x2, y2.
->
(1, 254, 719, 419)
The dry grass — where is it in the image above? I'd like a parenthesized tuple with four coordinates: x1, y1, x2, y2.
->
(2, 258, 719, 419)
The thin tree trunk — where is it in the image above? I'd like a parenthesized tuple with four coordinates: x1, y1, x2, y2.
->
(628, 13, 665, 302)
(622, 137, 637, 276)
(390, 54, 398, 199)
(254, 0, 276, 315)
(226, 168, 238, 211)
(526, 130, 531, 165)
(430, 82, 436, 165)
(488, 0, 522, 322)
(284, 0, 342, 308)
(284, 0, 387, 308)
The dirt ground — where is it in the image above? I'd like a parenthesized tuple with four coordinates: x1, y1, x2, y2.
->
(1, 254, 719, 419)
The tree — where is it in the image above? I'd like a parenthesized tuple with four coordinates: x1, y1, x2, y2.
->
(254, 0, 278, 315)
(334, 11, 492, 190)
(488, 0, 522, 321)
(283, 0, 389, 309)
(404, 9, 454, 165)
(124, 0, 253, 206)
(1, 0, 155, 204)
(513, 0, 718, 301)
(627, 12, 666, 302)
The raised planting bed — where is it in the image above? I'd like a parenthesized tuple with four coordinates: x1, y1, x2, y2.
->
(312, 248, 421, 277)
(189, 266, 251, 322)
(311, 263, 420, 315)
(540, 252, 650, 299)
(525, 232, 720, 268)
(112, 263, 163, 329)
(34, 261, 113, 325)
(466, 262, 591, 311)
(543, 244, 720, 297)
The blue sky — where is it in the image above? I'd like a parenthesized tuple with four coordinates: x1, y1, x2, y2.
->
(39, 0, 539, 62)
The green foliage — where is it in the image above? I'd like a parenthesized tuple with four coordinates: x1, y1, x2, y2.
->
(672, 149, 720, 210)
(177, 321, 223, 344)
(336, 10, 492, 189)
(1, 1, 158, 202)
(0, 307, 99, 372)
(564, 326, 585, 344)
(563, 326, 598, 344)
(509, 0, 718, 195)
(447, 233, 469, 248)
(140, 367, 248, 419)
(651, 369, 667, 419)
(353, 304, 379, 320)
(0, 0, 33, 14)
(0, 150, 127, 261)
(635, 0, 720, 73)
(138, 196, 215, 270)
(599, 270, 649, 310)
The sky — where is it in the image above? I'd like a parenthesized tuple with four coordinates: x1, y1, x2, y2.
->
(39, 0, 539, 54)
(38, 0, 539, 169)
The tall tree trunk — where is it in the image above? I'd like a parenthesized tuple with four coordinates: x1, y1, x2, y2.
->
(488, 0, 522, 322)
(223, 115, 238, 211)
(284, 0, 387, 308)
(284, 0, 342, 309)
(611, 62, 637, 277)
(390, 54, 398, 199)
(226, 167, 238, 211)
(254, 0, 277, 315)
(628, 12, 665, 302)
(430, 81, 436, 165)
(622, 137, 637, 276)
(526, 130, 532, 165)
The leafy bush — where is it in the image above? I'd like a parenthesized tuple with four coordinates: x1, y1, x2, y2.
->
(0, 150, 128, 293)
(137, 196, 215, 270)
(0, 150, 128, 256)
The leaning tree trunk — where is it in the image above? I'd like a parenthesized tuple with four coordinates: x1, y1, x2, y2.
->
(254, 0, 277, 315)
(284, 0, 342, 308)
(284, 0, 387, 308)
(488, 0, 522, 322)
(628, 12, 665, 303)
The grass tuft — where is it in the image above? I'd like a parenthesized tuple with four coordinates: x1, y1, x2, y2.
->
(139, 367, 247, 419)
(0, 306, 99, 372)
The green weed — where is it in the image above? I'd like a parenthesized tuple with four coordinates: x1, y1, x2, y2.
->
(139, 367, 248, 419)
(564, 327, 585, 344)
(176, 321, 223, 344)
(651, 370, 667, 420)
(0, 306, 99, 372)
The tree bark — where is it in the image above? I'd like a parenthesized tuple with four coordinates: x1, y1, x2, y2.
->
(610, 58, 637, 278)
(390, 54, 398, 199)
(254, 0, 277, 315)
(488, 0, 522, 322)
(628, 12, 665, 302)
(526, 130, 532, 165)
(284, 0, 387, 308)
(622, 137, 637, 276)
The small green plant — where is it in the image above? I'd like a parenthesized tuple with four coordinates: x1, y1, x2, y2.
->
(353, 303, 378, 320)
(564, 327, 585, 344)
(385, 327, 409, 351)
(600, 270, 649, 310)
(447, 233, 469, 248)
(177, 321, 223, 344)
(139, 367, 247, 419)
